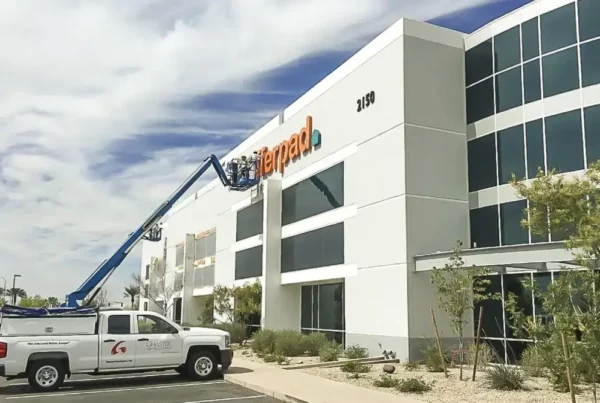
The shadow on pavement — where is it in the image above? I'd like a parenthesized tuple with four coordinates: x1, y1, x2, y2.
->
(225, 367, 253, 374)
(0, 372, 225, 396)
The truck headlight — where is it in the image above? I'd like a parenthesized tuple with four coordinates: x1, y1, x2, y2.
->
(225, 335, 231, 348)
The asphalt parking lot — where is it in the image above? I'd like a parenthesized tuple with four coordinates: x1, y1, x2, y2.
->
(0, 371, 280, 403)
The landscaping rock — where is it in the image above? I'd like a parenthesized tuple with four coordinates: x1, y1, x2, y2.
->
(383, 364, 396, 374)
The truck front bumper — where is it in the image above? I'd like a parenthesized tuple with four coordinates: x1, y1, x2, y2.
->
(220, 349, 233, 371)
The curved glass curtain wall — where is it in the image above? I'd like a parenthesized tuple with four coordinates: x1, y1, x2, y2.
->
(466, 0, 600, 248)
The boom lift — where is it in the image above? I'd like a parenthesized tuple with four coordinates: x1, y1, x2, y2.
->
(54, 153, 261, 308)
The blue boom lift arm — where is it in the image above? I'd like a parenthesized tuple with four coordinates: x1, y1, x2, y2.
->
(62, 153, 260, 308)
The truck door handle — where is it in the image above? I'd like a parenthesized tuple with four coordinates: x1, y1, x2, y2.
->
(104, 339, 115, 343)
(137, 338, 149, 341)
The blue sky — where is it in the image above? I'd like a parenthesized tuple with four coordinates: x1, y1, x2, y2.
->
(0, 0, 532, 303)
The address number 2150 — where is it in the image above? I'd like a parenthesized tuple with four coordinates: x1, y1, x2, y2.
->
(357, 91, 375, 113)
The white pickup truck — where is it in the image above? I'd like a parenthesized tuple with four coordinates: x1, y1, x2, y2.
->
(0, 308, 233, 392)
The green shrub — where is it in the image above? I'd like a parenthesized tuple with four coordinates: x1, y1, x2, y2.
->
(213, 322, 247, 344)
(422, 344, 450, 373)
(396, 377, 433, 394)
(373, 374, 399, 388)
(319, 340, 342, 362)
(251, 329, 277, 355)
(344, 344, 369, 359)
(302, 332, 327, 356)
(485, 365, 526, 391)
(467, 342, 494, 371)
(340, 361, 371, 373)
(520, 345, 546, 378)
(403, 361, 419, 371)
(274, 330, 306, 357)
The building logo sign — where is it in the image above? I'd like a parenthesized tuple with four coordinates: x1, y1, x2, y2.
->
(258, 115, 321, 176)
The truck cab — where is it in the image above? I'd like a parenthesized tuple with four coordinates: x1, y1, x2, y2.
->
(0, 309, 233, 392)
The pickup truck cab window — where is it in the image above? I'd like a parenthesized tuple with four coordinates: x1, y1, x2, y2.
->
(137, 314, 177, 334)
(108, 314, 131, 334)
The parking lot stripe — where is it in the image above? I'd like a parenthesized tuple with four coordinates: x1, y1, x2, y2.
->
(5, 380, 227, 400)
(181, 396, 266, 403)
(7, 372, 177, 387)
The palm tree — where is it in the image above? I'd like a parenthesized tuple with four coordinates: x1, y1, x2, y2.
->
(6, 288, 27, 305)
(46, 297, 60, 308)
(123, 284, 140, 309)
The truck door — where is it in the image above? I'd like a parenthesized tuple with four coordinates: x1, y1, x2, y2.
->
(134, 313, 182, 368)
(99, 313, 138, 370)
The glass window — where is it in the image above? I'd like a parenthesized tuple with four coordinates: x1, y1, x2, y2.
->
(542, 46, 580, 98)
(467, 78, 494, 124)
(497, 124, 525, 184)
(137, 314, 177, 334)
(545, 109, 584, 173)
(301, 286, 312, 328)
(312, 286, 319, 328)
(107, 315, 131, 334)
(318, 283, 344, 331)
(466, 39, 493, 86)
(468, 134, 497, 192)
(175, 243, 184, 266)
(281, 223, 344, 273)
(585, 104, 600, 165)
(282, 163, 344, 226)
(469, 205, 500, 248)
(206, 232, 216, 257)
(523, 59, 541, 104)
(495, 66, 522, 113)
(506, 340, 532, 364)
(500, 200, 529, 246)
(503, 274, 533, 339)
(580, 39, 600, 88)
(533, 272, 552, 318)
(494, 26, 521, 72)
(578, 0, 600, 42)
(474, 275, 503, 338)
(236, 200, 263, 241)
(195, 236, 206, 260)
(235, 245, 263, 280)
(540, 3, 577, 54)
(525, 119, 545, 179)
(521, 17, 540, 62)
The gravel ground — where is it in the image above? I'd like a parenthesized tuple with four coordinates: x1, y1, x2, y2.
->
(236, 347, 324, 366)
(300, 363, 595, 403)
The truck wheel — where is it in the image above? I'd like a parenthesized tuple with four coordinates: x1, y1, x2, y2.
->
(27, 360, 65, 392)
(186, 350, 218, 381)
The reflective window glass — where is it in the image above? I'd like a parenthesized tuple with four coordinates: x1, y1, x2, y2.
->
(466, 40, 493, 86)
(521, 17, 540, 62)
(470, 205, 500, 248)
(494, 25, 521, 72)
(468, 134, 497, 191)
(301, 286, 312, 328)
(578, 0, 600, 42)
(467, 78, 494, 124)
(503, 274, 533, 339)
(281, 223, 344, 273)
(545, 109, 584, 173)
(580, 39, 600, 88)
(542, 46, 580, 98)
(525, 119, 545, 179)
(500, 200, 529, 246)
(523, 59, 541, 104)
(540, 3, 577, 54)
(235, 245, 263, 280)
(318, 283, 344, 331)
(282, 163, 344, 226)
(584, 104, 600, 166)
(533, 273, 552, 318)
(236, 200, 263, 241)
(495, 66, 522, 113)
(497, 124, 525, 184)
(474, 275, 503, 338)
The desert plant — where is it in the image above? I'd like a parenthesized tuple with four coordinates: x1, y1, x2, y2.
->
(344, 344, 369, 359)
(251, 329, 277, 355)
(403, 361, 420, 371)
(485, 365, 526, 391)
(340, 361, 371, 373)
(374, 374, 400, 388)
(213, 322, 248, 344)
(347, 373, 364, 380)
(319, 340, 342, 362)
(274, 330, 306, 357)
(520, 345, 547, 378)
(302, 332, 328, 356)
(422, 343, 450, 373)
(396, 377, 433, 394)
(467, 342, 493, 371)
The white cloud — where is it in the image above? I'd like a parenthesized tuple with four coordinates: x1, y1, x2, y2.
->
(0, 0, 494, 304)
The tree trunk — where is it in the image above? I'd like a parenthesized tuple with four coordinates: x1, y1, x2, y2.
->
(459, 330, 464, 381)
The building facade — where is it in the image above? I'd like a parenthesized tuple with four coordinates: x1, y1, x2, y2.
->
(140, 0, 600, 363)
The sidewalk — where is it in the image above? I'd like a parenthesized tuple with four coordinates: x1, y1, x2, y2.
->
(224, 358, 421, 403)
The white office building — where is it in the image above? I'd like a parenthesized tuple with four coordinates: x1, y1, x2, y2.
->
(140, 0, 600, 362)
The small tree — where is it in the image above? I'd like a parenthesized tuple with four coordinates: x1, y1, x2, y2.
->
(18, 295, 48, 308)
(213, 280, 262, 325)
(83, 289, 108, 307)
(46, 297, 60, 307)
(123, 284, 140, 309)
(430, 239, 497, 380)
(132, 258, 177, 317)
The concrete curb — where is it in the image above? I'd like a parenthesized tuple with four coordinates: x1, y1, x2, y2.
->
(224, 375, 306, 403)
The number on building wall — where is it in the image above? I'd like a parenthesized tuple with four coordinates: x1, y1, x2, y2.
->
(356, 90, 375, 113)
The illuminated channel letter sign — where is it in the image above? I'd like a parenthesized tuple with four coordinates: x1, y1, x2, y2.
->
(258, 116, 321, 176)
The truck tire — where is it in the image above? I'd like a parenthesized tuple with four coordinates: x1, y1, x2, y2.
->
(27, 359, 65, 392)
(186, 350, 218, 381)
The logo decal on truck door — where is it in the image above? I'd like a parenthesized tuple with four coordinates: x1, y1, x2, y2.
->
(110, 341, 127, 355)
